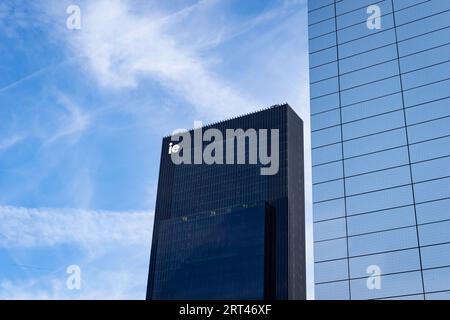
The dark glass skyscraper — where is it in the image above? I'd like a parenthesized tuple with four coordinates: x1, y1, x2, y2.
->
(309, 0, 450, 299)
(146, 104, 306, 300)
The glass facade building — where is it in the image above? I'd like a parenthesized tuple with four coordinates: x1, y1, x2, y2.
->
(309, 0, 450, 299)
(147, 104, 306, 300)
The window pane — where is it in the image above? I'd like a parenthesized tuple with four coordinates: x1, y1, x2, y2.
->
(310, 18, 336, 39)
(426, 291, 450, 300)
(350, 271, 423, 300)
(313, 161, 343, 184)
(394, 1, 450, 25)
(343, 128, 407, 158)
(315, 280, 350, 300)
(309, 4, 334, 25)
(347, 206, 416, 236)
(424, 267, 450, 293)
(421, 243, 450, 269)
(347, 185, 413, 215)
(406, 97, 450, 126)
(414, 176, 450, 203)
(312, 126, 341, 148)
(314, 237, 348, 262)
(348, 227, 418, 256)
(313, 179, 344, 202)
(343, 110, 405, 140)
(341, 76, 401, 107)
(416, 198, 450, 224)
(314, 217, 347, 241)
(311, 78, 339, 98)
(412, 156, 450, 182)
(342, 92, 403, 123)
(315, 259, 348, 283)
(340, 44, 397, 74)
(311, 108, 340, 131)
(408, 116, 450, 144)
(310, 47, 337, 68)
(339, 30, 396, 59)
(337, 1, 392, 29)
(311, 92, 340, 114)
(419, 220, 450, 246)
(410, 136, 450, 163)
(399, 27, 450, 57)
(397, 8, 450, 41)
(344, 147, 409, 176)
(336, 0, 382, 15)
(310, 32, 336, 53)
(313, 198, 346, 222)
(308, 0, 333, 12)
(349, 249, 421, 278)
(338, 14, 394, 44)
(312, 143, 342, 166)
(400, 43, 450, 73)
(402, 61, 450, 90)
(346, 165, 411, 196)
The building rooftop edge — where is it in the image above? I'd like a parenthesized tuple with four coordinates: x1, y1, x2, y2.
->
(162, 103, 292, 139)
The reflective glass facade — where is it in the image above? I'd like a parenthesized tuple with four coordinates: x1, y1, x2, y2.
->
(147, 104, 306, 300)
(309, 0, 450, 300)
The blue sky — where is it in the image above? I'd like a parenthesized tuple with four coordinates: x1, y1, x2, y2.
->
(0, 0, 311, 299)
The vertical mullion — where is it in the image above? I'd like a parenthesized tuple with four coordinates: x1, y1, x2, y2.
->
(333, 0, 352, 300)
(390, 0, 426, 299)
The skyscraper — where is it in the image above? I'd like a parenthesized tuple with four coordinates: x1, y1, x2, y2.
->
(146, 104, 306, 300)
(309, 0, 450, 299)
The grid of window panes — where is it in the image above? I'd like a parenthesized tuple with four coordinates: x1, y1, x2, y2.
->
(147, 104, 305, 300)
(153, 205, 267, 300)
(309, 0, 450, 300)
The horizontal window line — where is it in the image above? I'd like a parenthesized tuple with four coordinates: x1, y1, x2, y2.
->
(311, 95, 450, 136)
(404, 76, 450, 93)
(315, 217, 450, 247)
(316, 264, 450, 288)
(314, 195, 450, 223)
(312, 108, 403, 133)
(315, 246, 420, 264)
(311, 74, 399, 100)
(315, 224, 416, 244)
(312, 72, 450, 101)
(308, 0, 350, 16)
(310, 56, 450, 88)
(316, 215, 450, 244)
(308, 0, 442, 44)
(309, 58, 399, 85)
(308, 0, 430, 29)
(313, 203, 415, 224)
(311, 9, 450, 47)
(310, 40, 450, 71)
(309, 23, 450, 59)
(308, 0, 386, 27)
(309, 10, 394, 41)
(311, 106, 341, 117)
(314, 154, 450, 185)
(315, 240, 450, 264)
(312, 110, 450, 148)
(313, 126, 404, 149)
(315, 174, 450, 201)
(312, 130, 450, 152)
(313, 149, 450, 176)
(315, 269, 422, 286)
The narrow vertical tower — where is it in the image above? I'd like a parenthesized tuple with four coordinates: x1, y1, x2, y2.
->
(146, 104, 305, 300)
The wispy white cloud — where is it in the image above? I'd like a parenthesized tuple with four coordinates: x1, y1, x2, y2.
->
(0, 205, 153, 249)
(45, 92, 91, 144)
(62, 0, 255, 118)
(0, 205, 153, 299)
(0, 135, 24, 151)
